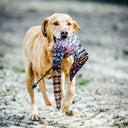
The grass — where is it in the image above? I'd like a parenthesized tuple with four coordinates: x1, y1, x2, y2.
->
(99, 108, 105, 112)
(111, 23, 118, 31)
(114, 56, 118, 60)
(0, 65, 4, 70)
(77, 78, 90, 86)
(0, 60, 6, 70)
(122, 46, 128, 55)
(27, 7, 38, 13)
(12, 67, 25, 73)
(66, 8, 79, 16)
(0, 2, 6, 10)
(87, 104, 91, 108)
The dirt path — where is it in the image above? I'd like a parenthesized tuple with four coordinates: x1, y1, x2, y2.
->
(0, 0, 128, 127)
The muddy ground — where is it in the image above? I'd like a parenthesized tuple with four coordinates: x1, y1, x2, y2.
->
(0, 0, 128, 128)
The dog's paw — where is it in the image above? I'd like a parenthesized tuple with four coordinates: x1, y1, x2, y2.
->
(30, 114, 40, 121)
(65, 109, 74, 117)
(61, 104, 69, 113)
(61, 100, 72, 113)
(45, 101, 52, 106)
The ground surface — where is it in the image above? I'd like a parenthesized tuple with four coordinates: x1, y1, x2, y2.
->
(0, 0, 128, 128)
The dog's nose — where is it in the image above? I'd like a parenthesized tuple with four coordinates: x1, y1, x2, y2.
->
(61, 30, 68, 39)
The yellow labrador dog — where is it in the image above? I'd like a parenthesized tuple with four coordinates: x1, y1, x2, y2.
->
(23, 13, 80, 120)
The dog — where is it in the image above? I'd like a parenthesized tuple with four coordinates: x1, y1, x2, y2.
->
(23, 13, 80, 120)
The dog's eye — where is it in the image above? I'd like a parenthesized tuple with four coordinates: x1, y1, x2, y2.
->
(68, 22, 71, 26)
(54, 22, 59, 25)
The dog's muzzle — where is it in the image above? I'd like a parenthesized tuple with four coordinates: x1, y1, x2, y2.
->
(60, 30, 68, 39)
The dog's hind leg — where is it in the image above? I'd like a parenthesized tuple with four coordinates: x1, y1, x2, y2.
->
(35, 75, 53, 106)
(25, 63, 40, 121)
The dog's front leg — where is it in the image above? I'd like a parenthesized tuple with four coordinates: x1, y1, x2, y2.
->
(35, 74, 53, 106)
(61, 76, 75, 115)
(25, 67, 40, 121)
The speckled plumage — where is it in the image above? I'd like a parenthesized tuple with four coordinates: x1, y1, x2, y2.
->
(52, 35, 88, 111)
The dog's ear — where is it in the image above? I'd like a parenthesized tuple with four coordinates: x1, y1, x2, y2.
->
(74, 21, 80, 30)
(41, 18, 49, 37)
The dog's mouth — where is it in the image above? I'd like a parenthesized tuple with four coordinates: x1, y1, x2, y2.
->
(53, 36, 57, 43)
(53, 36, 62, 43)
(53, 36, 68, 43)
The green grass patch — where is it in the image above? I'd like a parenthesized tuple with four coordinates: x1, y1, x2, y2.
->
(87, 104, 91, 108)
(66, 8, 79, 16)
(12, 67, 25, 73)
(0, 60, 6, 70)
(0, 65, 4, 70)
(0, 3, 6, 10)
(122, 46, 128, 55)
(77, 78, 90, 86)
(27, 7, 38, 13)
(111, 24, 118, 31)
(114, 56, 118, 60)
(99, 108, 105, 112)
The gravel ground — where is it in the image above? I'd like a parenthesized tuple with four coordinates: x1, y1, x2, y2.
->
(0, 0, 128, 128)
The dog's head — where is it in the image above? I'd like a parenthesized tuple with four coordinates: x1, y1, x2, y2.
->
(41, 13, 80, 42)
